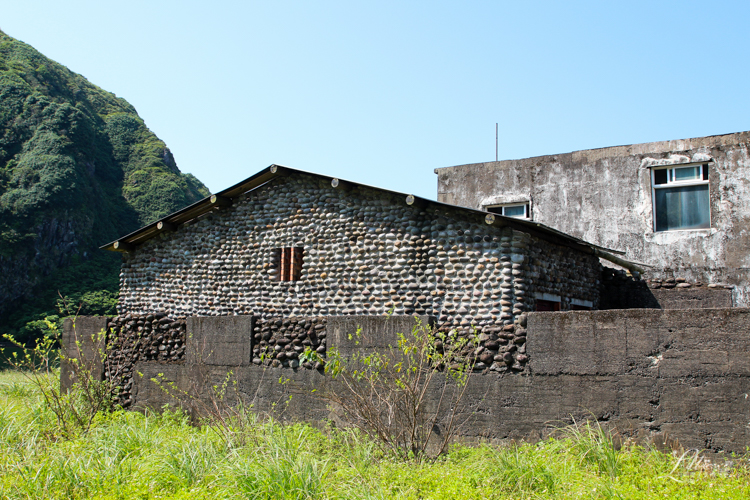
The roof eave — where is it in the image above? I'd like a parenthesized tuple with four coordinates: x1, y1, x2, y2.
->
(101, 164, 286, 251)
(101, 164, 626, 260)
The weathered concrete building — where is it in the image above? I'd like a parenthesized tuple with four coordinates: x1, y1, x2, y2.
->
(435, 131, 750, 306)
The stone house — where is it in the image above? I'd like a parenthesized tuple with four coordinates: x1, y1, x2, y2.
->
(435, 130, 750, 306)
(102, 165, 622, 375)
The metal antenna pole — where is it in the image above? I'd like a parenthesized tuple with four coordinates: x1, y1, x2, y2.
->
(495, 123, 498, 161)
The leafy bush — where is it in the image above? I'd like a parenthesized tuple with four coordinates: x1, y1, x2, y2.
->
(19, 314, 61, 340)
(2, 316, 118, 436)
(322, 319, 477, 461)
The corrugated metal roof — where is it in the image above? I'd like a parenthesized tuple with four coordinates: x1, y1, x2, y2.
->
(101, 164, 630, 262)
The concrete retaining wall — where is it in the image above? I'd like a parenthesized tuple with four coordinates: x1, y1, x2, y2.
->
(64, 309, 750, 454)
(600, 268, 735, 310)
(60, 316, 107, 393)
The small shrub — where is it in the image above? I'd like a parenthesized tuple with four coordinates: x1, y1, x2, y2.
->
(322, 318, 477, 461)
(1, 315, 119, 437)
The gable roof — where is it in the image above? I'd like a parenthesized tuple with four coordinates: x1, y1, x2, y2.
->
(101, 164, 644, 271)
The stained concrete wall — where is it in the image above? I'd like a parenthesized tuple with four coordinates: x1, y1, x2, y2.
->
(600, 269, 735, 310)
(523, 309, 750, 453)
(326, 315, 434, 356)
(650, 287, 733, 310)
(435, 131, 750, 306)
(66, 310, 750, 454)
(60, 316, 107, 392)
(130, 315, 432, 422)
(188, 316, 255, 366)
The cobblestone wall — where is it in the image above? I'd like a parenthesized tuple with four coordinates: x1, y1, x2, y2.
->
(252, 316, 327, 369)
(105, 314, 187, 407)
(117, 172, 601, 369)
(527, 238, 601, 310)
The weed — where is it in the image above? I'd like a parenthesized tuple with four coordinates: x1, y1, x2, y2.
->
(563, 418, 622, 478)
(1, 310, 120, 437)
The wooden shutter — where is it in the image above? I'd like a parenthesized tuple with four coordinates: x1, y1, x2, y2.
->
(291, 247, 303, 281)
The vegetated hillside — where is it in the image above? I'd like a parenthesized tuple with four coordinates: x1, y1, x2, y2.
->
(0, 30, 209, 340)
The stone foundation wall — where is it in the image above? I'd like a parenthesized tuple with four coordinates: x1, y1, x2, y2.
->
(252, 316, 327, 369)
(105, 314, 187, 407)
(469, 318, 529, 372)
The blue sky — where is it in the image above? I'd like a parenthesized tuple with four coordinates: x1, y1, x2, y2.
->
(3, 1, 749, 199)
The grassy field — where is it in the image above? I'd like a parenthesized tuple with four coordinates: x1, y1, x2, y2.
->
(1, 369, 749, 499)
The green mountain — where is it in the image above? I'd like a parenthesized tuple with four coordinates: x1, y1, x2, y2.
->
(0, 30, 209, 340)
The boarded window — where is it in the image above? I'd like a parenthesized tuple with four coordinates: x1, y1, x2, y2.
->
(535, 299, 560, 312)
(570, 304, 592, 311)
(275, 247, 304, 281)
(570, 298, 593, 310)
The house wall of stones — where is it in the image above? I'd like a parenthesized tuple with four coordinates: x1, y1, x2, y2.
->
(526, 235, 601, 311)
(117, 172, 600, 370)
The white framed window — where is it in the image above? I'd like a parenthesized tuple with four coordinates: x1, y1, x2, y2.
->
(651, 163, 710, 232)
(486, 202, 530, 219)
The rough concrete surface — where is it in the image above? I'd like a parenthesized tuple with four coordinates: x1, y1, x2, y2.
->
(68, 311, 750, 454)
(61, 316, 107, 392)
(651, 287, 733, 310)
(187, 315, 254, 366)
(326, 315, 434, 356)
(435, 131, 750, 306)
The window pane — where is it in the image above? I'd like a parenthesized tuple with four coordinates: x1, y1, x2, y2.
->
(487, 206, 503, 215)
(674, 166, 701, 182)
(503, 205, 526, 218)
(653, 169, 668, 185)
(654, 184, 709, 231)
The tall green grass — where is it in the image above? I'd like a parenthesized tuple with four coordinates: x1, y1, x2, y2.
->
(1, 369, 749, 499)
